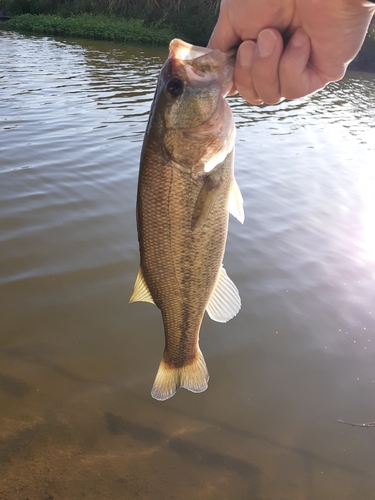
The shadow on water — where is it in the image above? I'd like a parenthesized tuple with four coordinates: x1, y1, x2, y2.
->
(105, 411, 165, 442)
(0, 373, 31, 398)
(3, 346, 91, 384)
(168, 437, 259, 479)
(105, 411, 260, 480)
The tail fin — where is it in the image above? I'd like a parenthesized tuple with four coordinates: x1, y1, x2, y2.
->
(151, 348, 209, 401)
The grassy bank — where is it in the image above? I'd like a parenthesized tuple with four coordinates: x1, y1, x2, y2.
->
(4, 13, 177, 44)
(0, 0, 218, 45)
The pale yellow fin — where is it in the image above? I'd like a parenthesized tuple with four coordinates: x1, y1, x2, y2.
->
(191, 176, 221, 231)
(228, 177, 244, 224)
(151, 348, 209, 401)
(206, 266, 241, 323)
(129, 267, 155, 304)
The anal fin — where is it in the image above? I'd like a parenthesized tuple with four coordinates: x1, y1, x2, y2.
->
(206, 266, 241, 322)
(129, 267, 155, 304)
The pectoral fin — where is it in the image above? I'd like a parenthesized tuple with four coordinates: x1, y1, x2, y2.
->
(129, 267, 155, 305)
(206, 266, 241, 322)
(228, 177, 244, 224)
(191, 176, 221, 231)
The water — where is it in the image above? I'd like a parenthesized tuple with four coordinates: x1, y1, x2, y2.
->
(0, 30, 375, 499)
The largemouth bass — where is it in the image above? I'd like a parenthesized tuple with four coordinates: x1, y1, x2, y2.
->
(130, 39, 244, 401)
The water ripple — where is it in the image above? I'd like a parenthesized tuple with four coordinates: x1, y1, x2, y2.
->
(1, 31, 375, 496)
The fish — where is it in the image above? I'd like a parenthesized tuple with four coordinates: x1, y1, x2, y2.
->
(130, 39, 244, 401)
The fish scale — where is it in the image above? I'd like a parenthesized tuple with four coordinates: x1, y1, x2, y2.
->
(130, 39, 244, 401)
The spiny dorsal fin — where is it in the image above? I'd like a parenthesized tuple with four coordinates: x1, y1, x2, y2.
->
(129, 267, 155, 305)
(191, 175, 221, 231)
(228, 177, 244, 224)
(206, 266, 241, 322)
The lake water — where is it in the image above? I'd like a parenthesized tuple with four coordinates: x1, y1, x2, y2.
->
(0, 30, 375, 500)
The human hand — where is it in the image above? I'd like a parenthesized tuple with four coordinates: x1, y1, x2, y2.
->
(208, 0, 375, 104)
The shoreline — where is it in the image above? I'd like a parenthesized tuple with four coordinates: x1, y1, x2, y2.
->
(1, 13, 177, 45)
(1, 12, 215, 46)
(1, 13, 375, 72)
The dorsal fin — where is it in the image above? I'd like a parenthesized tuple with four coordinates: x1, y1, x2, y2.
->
(206, 266, 241, 322)
(129, 267, 155, 304)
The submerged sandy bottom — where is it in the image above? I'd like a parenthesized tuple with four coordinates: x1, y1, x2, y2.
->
(1, 348, 374, 500)
(0, 370, 260, 500)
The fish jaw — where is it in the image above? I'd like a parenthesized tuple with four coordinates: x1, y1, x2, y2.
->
(168, 39, 213, 61)
(168, 38, 235, 97)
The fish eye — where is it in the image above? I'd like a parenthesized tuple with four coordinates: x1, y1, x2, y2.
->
(166, 78, 183, 98)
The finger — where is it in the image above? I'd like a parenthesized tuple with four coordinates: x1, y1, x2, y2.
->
(234, 40, 263, 105)
(208, 23, 239, 52)
(228, 87, 239, 97)
(251, 28, 284, 104)
(207, 4, 239, 51)
(279, 28, 323, 99)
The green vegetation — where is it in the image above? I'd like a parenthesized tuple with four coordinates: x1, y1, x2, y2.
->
(0, 0, 219, 46)
(4, 13, 176, 44)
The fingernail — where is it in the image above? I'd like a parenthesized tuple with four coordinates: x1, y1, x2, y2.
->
(238, 41, 255, 68)
(291, 29, 309, 48)
(257, 29, 277, 58)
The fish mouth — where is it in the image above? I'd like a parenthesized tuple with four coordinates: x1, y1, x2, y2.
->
(167, 39, 235, 96)
(167, 57, 209, 86)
